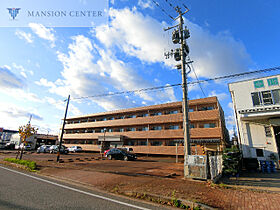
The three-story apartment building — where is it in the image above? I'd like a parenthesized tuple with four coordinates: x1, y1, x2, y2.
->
(63, 96, 229, 155)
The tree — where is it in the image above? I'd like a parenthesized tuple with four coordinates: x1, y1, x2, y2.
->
(17, 123, 38, 160)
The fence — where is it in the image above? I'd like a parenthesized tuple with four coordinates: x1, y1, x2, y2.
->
(209, 155, 223, 182)
(187, 155, 223, 181)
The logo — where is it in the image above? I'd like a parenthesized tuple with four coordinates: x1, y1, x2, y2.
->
(7, 8, 21, 20)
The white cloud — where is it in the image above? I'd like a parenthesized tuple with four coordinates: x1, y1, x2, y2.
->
(35, 78, 56, 89)
(0, 66, 24, 89)
(95, 8, 172, 65)
(225, 114, 236, 126)
(96, 8, 251, 78)
(186, 20, 251, 78)
(37, 7, 252, 113)
(0, 102, 43, 130)
(15, 30, 33, 43)
(138, 0, 154, 9)
(38, 34, 176, 112)
(208, 90, 228, 101)
(29, 23, 56, 47)
(228, 102, 233, 109)
(12, 63, 32, 79)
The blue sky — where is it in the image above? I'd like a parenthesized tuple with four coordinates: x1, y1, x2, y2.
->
(0, 0, 279, 135)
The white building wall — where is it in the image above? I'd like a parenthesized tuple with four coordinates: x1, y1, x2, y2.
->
(229, 75, 280, 162)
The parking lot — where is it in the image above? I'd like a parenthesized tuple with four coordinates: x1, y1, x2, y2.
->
(1, 150, 280, 209)
(0, 150, 185, 178)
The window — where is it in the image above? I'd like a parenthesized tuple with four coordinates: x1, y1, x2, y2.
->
(189, 108, 194, 112)
(262, 91, 273, 105)
(127, 127, 136, 131)
(272, 89, 280, 104)
(251, 92, 261, 106)
(151, 141, 162, 146)
(264, 126, 272, 137)
(190, 124, 195, 129)
(150, 112, 162, 116)
(139, 127, 148, 131)
(138, 140, 147, 145)
(114, 128, 124, 132)
(198, 106, 214, 111)
(256, 149, 264, 157)
(166, 125, 180, 130)
(108, 128, 113, 132)
(151, 126, 162, 130)
(166, 110, 178, 115)
(203, 123, 216, 128)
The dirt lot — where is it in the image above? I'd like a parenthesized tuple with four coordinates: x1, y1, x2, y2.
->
(1, 150, 280, 210)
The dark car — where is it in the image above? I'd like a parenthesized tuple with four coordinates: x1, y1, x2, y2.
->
(106, 148, 136, 161)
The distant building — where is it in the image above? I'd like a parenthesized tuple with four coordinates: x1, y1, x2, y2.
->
(229, 75, 280, 162)
(0, 128, 18, 141)
(10, 133, 58, 150)
(0, 128, 18, 149)
(63, 97, 229, 155)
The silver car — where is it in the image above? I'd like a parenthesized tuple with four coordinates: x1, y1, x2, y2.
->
(37, 145, 51, 153)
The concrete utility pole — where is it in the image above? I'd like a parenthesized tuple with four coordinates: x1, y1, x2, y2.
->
(57, 95, 70, 162)
(164, 5, 191, 177)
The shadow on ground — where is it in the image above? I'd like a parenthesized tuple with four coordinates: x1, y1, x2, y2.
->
(221, 170, 280, 192)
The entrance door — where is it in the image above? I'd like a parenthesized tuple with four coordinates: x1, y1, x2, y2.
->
(273, 126, 280, 158)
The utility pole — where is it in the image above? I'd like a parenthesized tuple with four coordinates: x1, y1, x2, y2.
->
(57, 95, 70, 162)
(164, 5, 191, 177)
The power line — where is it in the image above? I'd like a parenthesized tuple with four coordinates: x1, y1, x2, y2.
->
(71, 66, 280, 101)
(151, 0, 174, 20)
(187, 56, 207, 97)
(163, 0, 177, 10)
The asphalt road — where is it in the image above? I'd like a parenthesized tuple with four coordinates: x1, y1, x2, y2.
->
(0, 165, 168, 210)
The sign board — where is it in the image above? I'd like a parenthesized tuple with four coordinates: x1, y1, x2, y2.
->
(254, 80, 264, 88)
(267, 77, 279, 86)
(98, 135, 123, 142)
(0, 0, 108, 27)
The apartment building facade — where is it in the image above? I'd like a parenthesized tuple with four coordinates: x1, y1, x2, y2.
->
(229, 75, 280, 163)
(63, 96, 229, 155)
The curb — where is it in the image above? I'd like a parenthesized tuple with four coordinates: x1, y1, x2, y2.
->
(121, 191, 216, 210)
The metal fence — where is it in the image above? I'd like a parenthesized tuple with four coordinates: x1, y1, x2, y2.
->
(187, 155, 223, 181)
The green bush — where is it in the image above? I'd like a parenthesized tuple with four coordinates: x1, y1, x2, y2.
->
(4, 158, 37, 170)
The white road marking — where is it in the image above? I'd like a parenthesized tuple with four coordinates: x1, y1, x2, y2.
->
(0, 166, 151, 210)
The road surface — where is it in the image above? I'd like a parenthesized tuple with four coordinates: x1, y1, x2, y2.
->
(0, 165, 168, 210)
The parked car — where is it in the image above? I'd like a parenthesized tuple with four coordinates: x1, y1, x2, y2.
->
(37, 145, 51, 153)
(49, 145, 69, 154)
(106, 148, 137, 161)
(4, 142, 15, 150)
(18, 143, 32, 151)
(104, 149, 111, 156)
(68, 146, 82, 153)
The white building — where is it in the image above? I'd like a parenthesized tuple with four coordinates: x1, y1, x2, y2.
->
(229, 75, 280, 163)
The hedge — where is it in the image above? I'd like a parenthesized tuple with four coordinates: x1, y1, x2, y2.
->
(4, 158, 37, 170)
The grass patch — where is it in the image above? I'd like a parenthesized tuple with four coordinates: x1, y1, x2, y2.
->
(4, 158, 37, 171)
